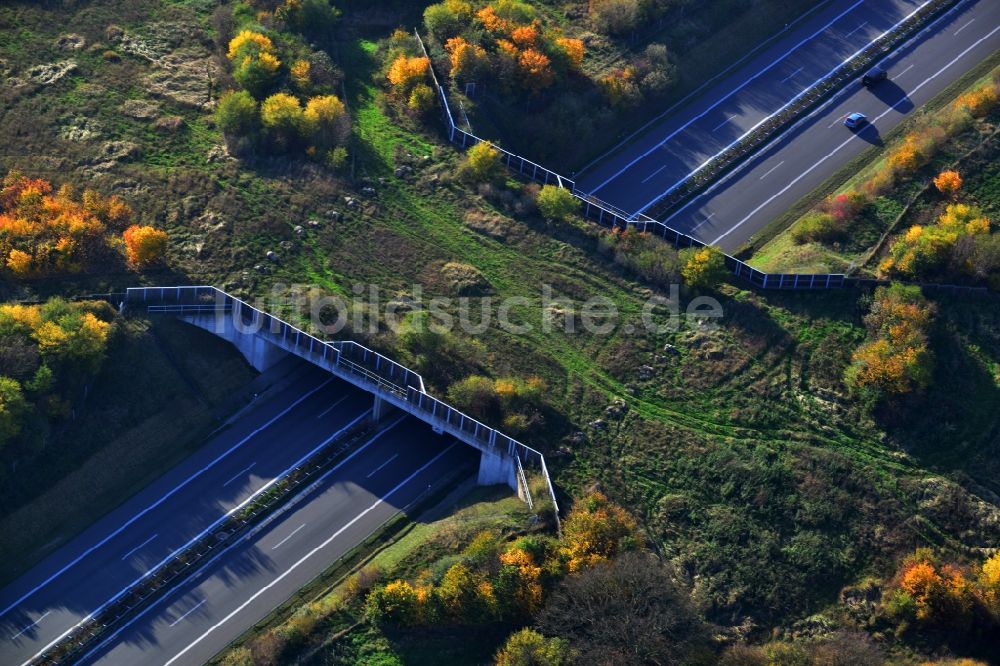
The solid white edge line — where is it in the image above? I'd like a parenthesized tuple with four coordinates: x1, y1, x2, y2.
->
(709, 23, 1000, 246)
(660, 0, 977, 239)
(629, 0, 937, 217)
(17, 405, 372, 666)
(0, 377, 334, 620)
(162, 442, 458, 666)
(585, 0, 870, 195)
(71, 419, 414, 665)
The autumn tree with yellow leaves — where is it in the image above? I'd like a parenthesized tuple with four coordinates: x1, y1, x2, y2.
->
(0, 298, 114, 450)
(882, 203, 991, 279)
(560, 491, 640, 572)
(679, 245, 728, 289)
(227, 30, 281, 99)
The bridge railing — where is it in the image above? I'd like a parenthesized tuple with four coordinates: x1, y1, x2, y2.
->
(127, 286, 560, 527)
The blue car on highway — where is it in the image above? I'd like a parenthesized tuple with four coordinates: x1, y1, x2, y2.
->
(844, 112, 868, 129)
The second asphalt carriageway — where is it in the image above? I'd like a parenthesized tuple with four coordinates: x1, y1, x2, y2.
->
(659, 0, 1000, 253)
(76, 416, 476, 666)
(0, 359, 377, 666)
(577, 0, 975, 221)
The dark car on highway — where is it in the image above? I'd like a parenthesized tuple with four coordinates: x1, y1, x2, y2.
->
(862, 65, 888, 86)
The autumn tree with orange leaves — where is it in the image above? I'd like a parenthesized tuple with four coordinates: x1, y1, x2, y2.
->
(845, 284, 934, 405)
(0, 171, 140, 278)
(933, 170, 963, 196)
(364, 493, 641, 630)
(123, 225, 169, 268)
(882, 549, 1000, 641)
(387, 55, 430, 96)
(421, 0, 586, 98)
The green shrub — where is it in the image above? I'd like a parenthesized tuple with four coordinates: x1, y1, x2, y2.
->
(792, 212, 842, 244)
(589, 0, 640, 35)
(495, 629, 573, 666)
(458, 141, 504, 184)
(424, 0, 473, 39)
(535, 185, 579, 221)
(216, 90, 259, 138)
(325, 146, 348, 171)
(277, 0, 340, 43)
(408, 83, 436, 115)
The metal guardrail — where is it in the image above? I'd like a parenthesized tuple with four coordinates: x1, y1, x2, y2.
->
(127, 286, 561, 526)
(37, 416, 376, 666)
(642, 0, 960, 219)
(414, 2, 987, 294)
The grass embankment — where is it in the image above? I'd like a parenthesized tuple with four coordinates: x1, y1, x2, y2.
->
(282, 31, 1000, 633)
(0, 316, 255, 586)
(748, 51, 1000, 274)
(4, 0, 1000, 650)
(446, 0, 828, 170)
(213, 484, 531, 666)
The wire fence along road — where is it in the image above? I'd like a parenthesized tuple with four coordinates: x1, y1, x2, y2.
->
(127, 286, 561, 526)
(415, 19, 986, 294)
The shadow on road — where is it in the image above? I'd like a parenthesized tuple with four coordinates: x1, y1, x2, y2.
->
(869, 78, 914, 114)
(852, 122, 883, 147)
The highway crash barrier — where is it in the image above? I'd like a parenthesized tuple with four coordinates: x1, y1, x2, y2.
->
(641, 0, 963, 220)
(34, 418, 378, 666)
(413, 0, 986, 293)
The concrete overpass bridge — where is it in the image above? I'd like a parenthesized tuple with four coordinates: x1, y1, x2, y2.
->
(124, 286, 559, 527)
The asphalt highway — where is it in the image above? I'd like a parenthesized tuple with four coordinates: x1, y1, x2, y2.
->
(662, 0, 1000, 252)
(0, 359, 374, 666)
(79, 418, 474, 666)
(577, 0, 1000, 252)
